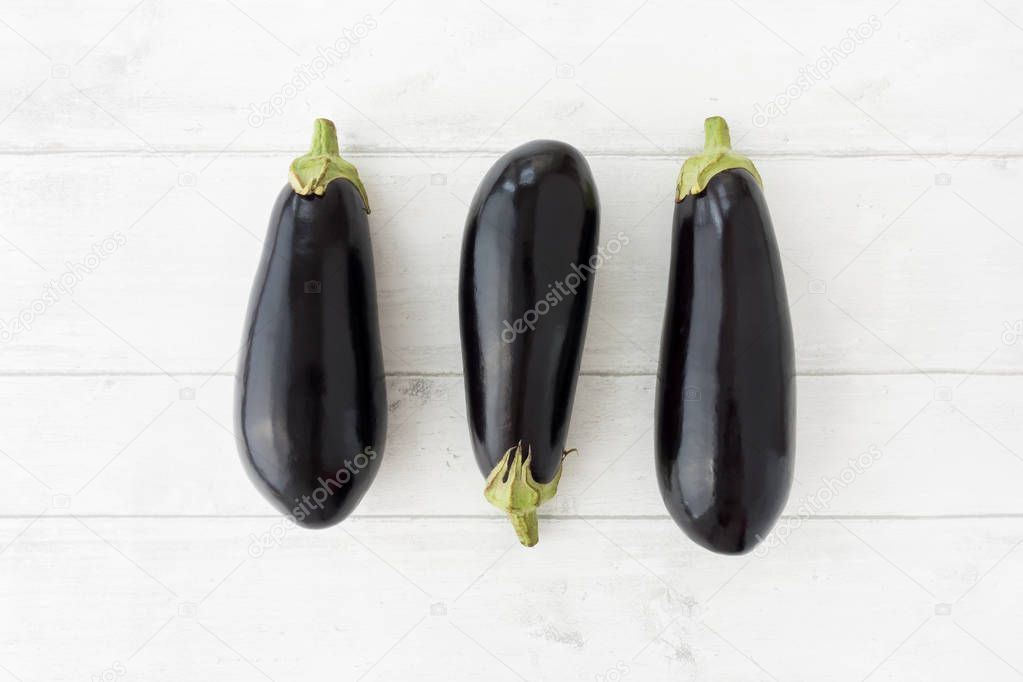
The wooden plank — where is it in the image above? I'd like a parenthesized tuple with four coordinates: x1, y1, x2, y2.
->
(2, 1, 1022, 155)
(2, 2, 1020, 679)
(2, 373, 1021, 517)
(1, 153, 1020, 374)
(1, 516, 1020, 681)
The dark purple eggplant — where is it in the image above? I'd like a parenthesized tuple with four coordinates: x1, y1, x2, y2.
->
(235, 118, 386, 528)
(655, 117, 795, 554)
(460, 140, 599, 546)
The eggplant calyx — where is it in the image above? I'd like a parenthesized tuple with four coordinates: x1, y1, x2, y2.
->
(289, 118, 371, 212)
(676, 116, 763, 201)
(484, 442, 562, 547)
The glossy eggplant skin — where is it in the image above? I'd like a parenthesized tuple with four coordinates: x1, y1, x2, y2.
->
(235, 180, 386, 528)
(655, 169, 794, 554)
(460, 140, 599, 484)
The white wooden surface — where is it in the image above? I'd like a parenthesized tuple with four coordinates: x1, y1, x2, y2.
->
(2, 0, 1022, 680)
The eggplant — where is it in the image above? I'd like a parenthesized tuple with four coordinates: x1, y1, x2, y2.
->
(460, 140, 599, 546)
(235, 118, 386, 528)
(655, 117, 795, 554)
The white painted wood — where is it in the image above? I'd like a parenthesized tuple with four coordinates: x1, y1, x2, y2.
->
(1, 0, 1022, 155)
(1, 0, 1021, 679)
(1, 153, 1020, 374)
(1, 373, 1020, 519)
(1, 517, 1020, 681)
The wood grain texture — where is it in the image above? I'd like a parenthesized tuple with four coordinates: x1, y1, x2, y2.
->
(1, 0, 1021, 679)
(1, 153, 1020, 374)
(1, 0, 1022, 155)
(2, 517, 1021, 681)
(1, 374, 1020, 519)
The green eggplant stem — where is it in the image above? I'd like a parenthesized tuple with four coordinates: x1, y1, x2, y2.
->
(484, 442, 563, 547)
(676, 116, 763, 201)
(508, 510, 539, 546)
(288, 118, 370, 212)
(704, 115, 732, 148)
(307, 117, 341, 156)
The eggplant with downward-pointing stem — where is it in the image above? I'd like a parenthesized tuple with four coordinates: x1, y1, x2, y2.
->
(460, 140, 599, 547)
(235, 118, 386, 528)
(655, 116, 795, 554)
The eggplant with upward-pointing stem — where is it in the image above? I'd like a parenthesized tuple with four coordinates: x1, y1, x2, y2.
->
(235, 118, 386, 528)
(655, 116, 795, 554)
(460, 140, 599, 547)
